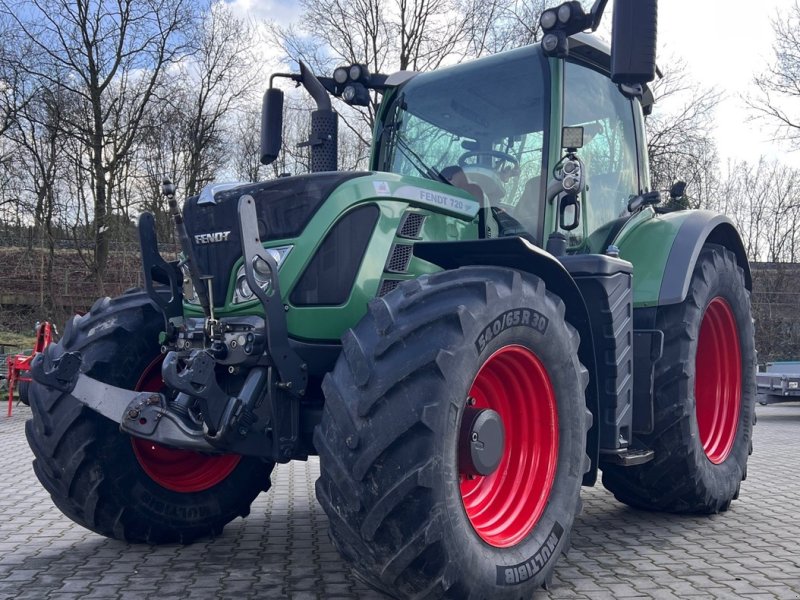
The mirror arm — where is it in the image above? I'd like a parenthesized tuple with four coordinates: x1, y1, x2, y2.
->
(589, 0, 610, 30)
(628, 190, 661, 212)
(269, 72, 302, 88)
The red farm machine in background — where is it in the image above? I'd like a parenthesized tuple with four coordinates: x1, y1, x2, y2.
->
(5, 321, 55, 416)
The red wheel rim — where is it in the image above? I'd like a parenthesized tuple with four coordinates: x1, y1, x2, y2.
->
(130, 356, 241, 492)
(695, 297, 742, 464)
(460, 345, 559, 548)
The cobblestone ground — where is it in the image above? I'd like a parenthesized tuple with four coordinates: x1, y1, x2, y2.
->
(1, 402, 799, 600)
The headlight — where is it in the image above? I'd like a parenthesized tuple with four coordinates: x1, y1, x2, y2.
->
(333, 66, 348, 84)
(235, 275, 252, 300)
(342, 85, 356, 103)
(540, 9, 557, 30)
(557, 3, 571, 23)
(232, 245, 292, 304)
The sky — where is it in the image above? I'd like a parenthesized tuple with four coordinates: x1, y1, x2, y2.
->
(656, 0, 799, 167)
(226, 0, 799, 167)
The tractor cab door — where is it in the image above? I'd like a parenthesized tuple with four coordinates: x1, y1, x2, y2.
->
(560, 59, 645, 253)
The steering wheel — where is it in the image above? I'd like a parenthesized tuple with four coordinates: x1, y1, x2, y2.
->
(457, 150, 520, 202)
(458, 150, 520, 170)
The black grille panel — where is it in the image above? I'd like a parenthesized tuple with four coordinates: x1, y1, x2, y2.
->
(378, 279, 401, 297)
(290, 205, 380, 306)
(398, 213, 426, 239)
(386, 244, 413, 273)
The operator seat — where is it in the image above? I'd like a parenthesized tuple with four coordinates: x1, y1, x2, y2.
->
(442, 166, 536, 244)
(441, 165, 485, 204)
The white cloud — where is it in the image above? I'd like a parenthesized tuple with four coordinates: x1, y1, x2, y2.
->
(224, 0, 301, 26)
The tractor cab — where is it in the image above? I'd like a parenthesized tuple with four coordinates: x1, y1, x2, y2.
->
(372, 44, 548, 243)
(370, 33, 653, 255)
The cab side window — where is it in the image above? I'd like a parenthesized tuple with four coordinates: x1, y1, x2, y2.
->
(564, 61, 640, 249)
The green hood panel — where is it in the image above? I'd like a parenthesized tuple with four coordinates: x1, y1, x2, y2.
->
(187, 173, 479, 341)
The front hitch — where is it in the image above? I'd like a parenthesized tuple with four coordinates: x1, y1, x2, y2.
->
(31, 351, 218, 453)
(138, 211, 183, 331)
(32, 343, 297, 461)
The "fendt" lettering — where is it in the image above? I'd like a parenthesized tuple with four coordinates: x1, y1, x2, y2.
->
(194, 231, 231, 244)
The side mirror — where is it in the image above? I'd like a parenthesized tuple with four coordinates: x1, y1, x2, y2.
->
(610, 0, 657, 85)
(669, 180, 687, 199)
(260, 88, 284, 166)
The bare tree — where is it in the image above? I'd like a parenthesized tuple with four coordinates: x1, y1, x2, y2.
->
(229, 106, 265, 182)
(465, 0, 550, 55)
(131, 99, 187, 240)
(748, 1, 800, 149)
(10, 88, 67, 308)
(645, 56, 721, 206)
(709, 158, 800, 263)
(4, 0, 193, 290)
(175, 3, 262, 197)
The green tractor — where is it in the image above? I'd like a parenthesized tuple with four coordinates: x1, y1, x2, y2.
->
(26, 0, 755, 596)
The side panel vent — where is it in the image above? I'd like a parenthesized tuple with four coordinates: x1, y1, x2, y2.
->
(378, 279, 401, 297)
(386, 244, 413, 273)
(398, 213, 426, 239)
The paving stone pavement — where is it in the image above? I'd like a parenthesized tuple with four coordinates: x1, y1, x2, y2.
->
(1, 401, 799, 600)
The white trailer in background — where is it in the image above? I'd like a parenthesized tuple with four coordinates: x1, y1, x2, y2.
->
(758, 362, 800, 404)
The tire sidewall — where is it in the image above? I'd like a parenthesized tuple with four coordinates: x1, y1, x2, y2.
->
(432, 279, 586, 591)
(678, 248, 756, 495)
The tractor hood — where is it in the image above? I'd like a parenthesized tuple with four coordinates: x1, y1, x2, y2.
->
(183, 172, 370, 304)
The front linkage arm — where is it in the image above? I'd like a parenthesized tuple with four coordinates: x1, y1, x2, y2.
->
(237, 194, 308, 461)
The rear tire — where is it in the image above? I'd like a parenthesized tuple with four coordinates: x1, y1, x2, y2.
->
(316, 267, 590, 599)
(602, 244, 756, 513)
(26, 291, 273, 543)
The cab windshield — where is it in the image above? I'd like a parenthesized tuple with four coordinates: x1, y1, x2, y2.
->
(376, 45, 549, 240)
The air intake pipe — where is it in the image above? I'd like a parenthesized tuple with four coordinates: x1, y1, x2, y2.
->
(299, 61, 338, 172)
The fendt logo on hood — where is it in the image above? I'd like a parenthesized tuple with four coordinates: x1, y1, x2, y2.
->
(194, 230, 231, 244)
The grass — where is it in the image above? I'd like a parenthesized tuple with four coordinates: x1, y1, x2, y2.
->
(0, 329, 36, 351)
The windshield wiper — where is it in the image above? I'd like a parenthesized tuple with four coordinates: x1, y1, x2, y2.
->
(393, 134, 451, 186)
(378, 93, 451, 186)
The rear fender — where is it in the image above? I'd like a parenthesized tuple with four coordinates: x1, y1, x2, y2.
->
(414, 237, 600, 486)
(616, 210, 752, 308)
(658, 213, 752, 305)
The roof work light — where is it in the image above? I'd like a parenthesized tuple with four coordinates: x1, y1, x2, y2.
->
(540, 0, 608, 58)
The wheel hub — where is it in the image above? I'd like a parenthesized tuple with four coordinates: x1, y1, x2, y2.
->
(459, 345, 559, 548)
(459, 406, 505, 477)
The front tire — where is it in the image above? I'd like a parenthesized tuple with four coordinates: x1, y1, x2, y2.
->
(602, 244, 756, 513)
(26, 292, 273, 543)
(316, 267, 590, 599)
